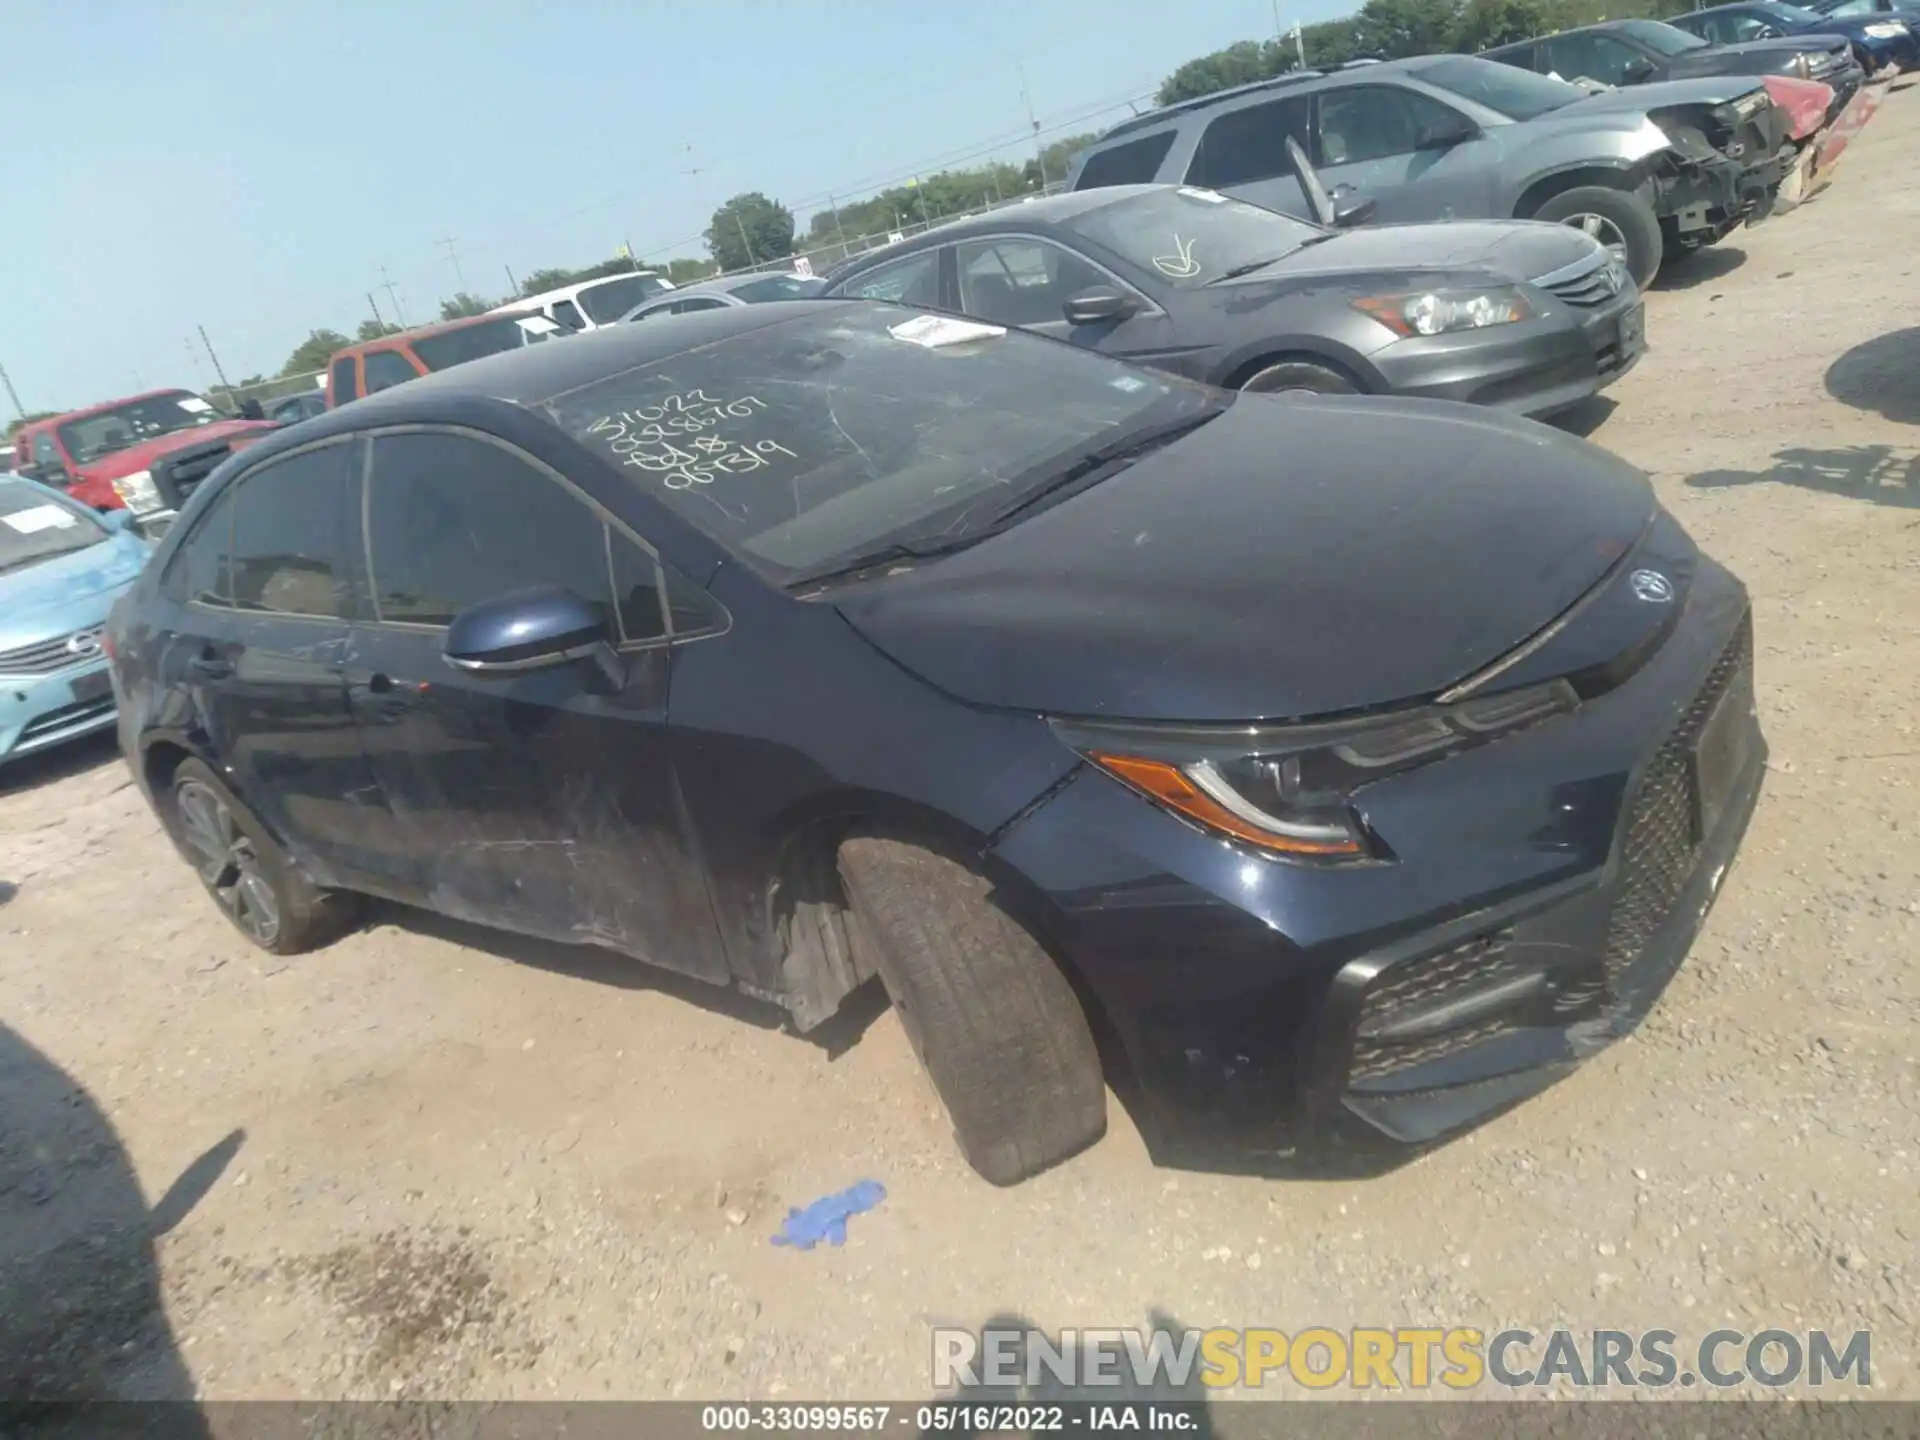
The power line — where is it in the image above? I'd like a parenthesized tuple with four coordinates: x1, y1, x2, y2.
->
(438, 237, 470, 296)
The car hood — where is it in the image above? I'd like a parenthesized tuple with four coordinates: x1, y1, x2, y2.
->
(1224, 220, 1600, 289)
(1555, 75, 1767, 110)
(77, 420, 278, 481)
(832, 396, 1655, 724)
(0, 531, 149, 651)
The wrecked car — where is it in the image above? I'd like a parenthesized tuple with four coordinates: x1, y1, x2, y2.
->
(823, 178, 1643, 416)
(1064, 56, 1795, 287)
(108, 302, 1766, 1184)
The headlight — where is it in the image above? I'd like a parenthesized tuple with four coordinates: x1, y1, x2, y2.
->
(1864, 21, 1906, 36)
(1054, 679, 1578, 863)
(1352, 287, 1533, 338)
(111, 469, 163, 513)
(1712, 89, 1771, 126)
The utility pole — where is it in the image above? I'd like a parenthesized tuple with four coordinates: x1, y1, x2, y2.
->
(1272, 0, 1284, 43)
(683, 142, 707, 211)
(379, 267, 408, 328)
(438, 236, 470, 296)
(734, 211, 759, 267)
(826, 192, 849, 256)
(1295, 22, 1307, 69)
(622, 239, 640, 274)
(504, 264, 520, 296)
(0, 360, 24, 421)
(197, 325, 233, 394)
(368, 292, 387, 333)
(1019, 64, 1047, 189)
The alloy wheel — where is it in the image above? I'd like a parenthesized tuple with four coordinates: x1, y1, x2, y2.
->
(175, 780, 282, 946)
(1563, 213, 1631, 267)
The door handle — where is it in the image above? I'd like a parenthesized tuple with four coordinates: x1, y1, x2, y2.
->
(1329, 182, 1357, 198)
(188, 653, 233, 680)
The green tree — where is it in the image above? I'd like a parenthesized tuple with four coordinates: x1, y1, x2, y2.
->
(282, 329, 351, 377)
(438, 292, 491, 320)
(706, 192, 795, 271)
(356, 318, 401, 342)
(1352, 0, 1465, 56)
(520, 267, 579, 295)
(1451, 0, 1546, 48)
(1156, 40, 1277, 104)
(665, 257, 717, 285)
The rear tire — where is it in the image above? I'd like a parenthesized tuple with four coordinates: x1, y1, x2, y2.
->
(837, 837, 1106, 1186)
(1238, 359, 1359, 396)
(1531, 185, 1664, 288)
(168, 759, 359, 954)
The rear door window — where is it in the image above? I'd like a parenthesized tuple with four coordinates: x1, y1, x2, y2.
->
(163, 485, 239, 606)
(1074, 131, 1178, 189)
(833, 250, 944, 306)
(329, 356, 359, 405)
(552, 299, 587, 329)
(1540, 33, 1650, 86)
(363, 349, 419, 394)
(954, 238, 1112, 327)
(227, 441, 361, 619)
(1187, 96, 1313, 188)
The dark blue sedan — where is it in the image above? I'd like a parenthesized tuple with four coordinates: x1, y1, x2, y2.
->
(1669, 0, 1917, 72)
(105, 302, 1764, 1183)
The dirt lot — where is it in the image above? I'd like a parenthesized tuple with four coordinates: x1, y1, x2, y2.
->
(4, 91, 1919, 1409)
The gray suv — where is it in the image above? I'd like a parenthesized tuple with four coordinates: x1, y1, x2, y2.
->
(1066, 55, 1796, 286)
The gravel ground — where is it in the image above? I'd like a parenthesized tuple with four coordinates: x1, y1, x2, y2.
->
(3, 89, 1918, 1410)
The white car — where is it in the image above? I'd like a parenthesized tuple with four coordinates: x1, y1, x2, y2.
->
(491, 271, 676, 332)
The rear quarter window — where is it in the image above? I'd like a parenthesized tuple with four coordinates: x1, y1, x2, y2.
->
(1072, 131, 1178, 190)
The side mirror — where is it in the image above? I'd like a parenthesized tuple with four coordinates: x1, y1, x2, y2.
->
(1622, 56, 1658, 82)
(1062, 287, 1140, 325)
(1416, 116, 1481, 149)
(238, 398, 266, 421)
(1333, 196, 1379, 228)
(444, 585, 615, 679)
(104, 509, 139, 534)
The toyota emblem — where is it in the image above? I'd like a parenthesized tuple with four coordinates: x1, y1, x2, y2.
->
(65, 630, 102, 657)
(1629, 569, 1674, 604)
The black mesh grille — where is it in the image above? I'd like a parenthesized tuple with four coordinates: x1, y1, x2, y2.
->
(18, 694, 114, 742)
(153, 444, 232, 507)
(1603, 613, 1753, 981)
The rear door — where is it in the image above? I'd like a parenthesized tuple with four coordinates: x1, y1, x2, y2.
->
(343, 425, 728, 980)
(155, 437, 382, 884)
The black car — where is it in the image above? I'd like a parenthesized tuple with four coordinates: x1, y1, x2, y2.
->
(1484, 17, 1862, 109)
(1669, 0, 1918, 72)
(106, 303, 1766, 1183)
(266, 390, 329, 425)
(822, 181, 1644, 417)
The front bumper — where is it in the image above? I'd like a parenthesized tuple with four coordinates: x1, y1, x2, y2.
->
(1, 652, 118, 765)
(1369, 292, 1644, 418)
(990, 550, 1762, 1162)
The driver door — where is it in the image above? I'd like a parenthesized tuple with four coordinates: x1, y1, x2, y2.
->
(1311, 84, 1491, 223)
(949, 236, 1185, 375)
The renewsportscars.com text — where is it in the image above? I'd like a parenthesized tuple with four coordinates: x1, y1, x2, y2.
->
(932, 1326, 1873, 1392)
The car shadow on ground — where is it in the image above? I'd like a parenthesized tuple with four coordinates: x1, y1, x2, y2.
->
(360, 900, 894, 1059)
(922, 1309, 1220, 1433)
(1547, 394, 1617, 439)
(1825, 326, 1920, 424)
(0, 1023, 235, 1436)
(0, 731, 121, 797)
(1649, 245, 1746, 292)
(1686, 444, 1920, 509)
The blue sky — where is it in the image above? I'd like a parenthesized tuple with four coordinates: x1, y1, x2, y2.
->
(0, 0, 1327, 410)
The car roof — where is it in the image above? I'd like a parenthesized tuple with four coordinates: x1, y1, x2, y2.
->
(1095, 72, 1325, 141)
(32, 388, 200, 428)
(647, 270, 813, 300)
(500, 272, 670, 309)
(332, 310, 527, 362)
(828, 186, 1164, 275)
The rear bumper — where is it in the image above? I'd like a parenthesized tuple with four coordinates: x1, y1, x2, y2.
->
(0, 655, 118, 764)
(1369, 295, 1644, 418)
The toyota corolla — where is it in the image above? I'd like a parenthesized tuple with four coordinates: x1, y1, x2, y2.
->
(106, 302, 1765, 1184)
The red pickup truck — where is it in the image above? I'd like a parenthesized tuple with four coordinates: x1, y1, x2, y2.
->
(10, 388, 279, 532)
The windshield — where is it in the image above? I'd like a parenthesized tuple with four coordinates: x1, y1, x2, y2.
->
(1409, 56, 1584, 118)
(0, 479, 108, 574)
(1064, 187, 1324, 288)
(57, 390, 225, 462)
(1622, 19, 1709, 53)
(577, 273, 673, 324)
(411, 316, 554, 372)
(542, 305, 1207, 583)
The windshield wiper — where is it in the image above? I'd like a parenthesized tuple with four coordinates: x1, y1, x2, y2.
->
(982, 404, 1228, 530)
(1207, 236, 1338, 284)
(789, 533, 986, 588)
